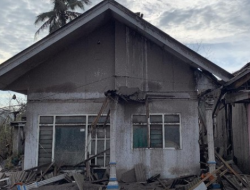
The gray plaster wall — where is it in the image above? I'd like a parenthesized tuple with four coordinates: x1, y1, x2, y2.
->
(113, 22, 200, 178)
(115, 99, 200, 179)
(25, 98, 200, 178)
(10, 21, 197, 97)
(114, 21, 196, 93)
(8, 22, 115, 94)
(232, 104, 250, 173)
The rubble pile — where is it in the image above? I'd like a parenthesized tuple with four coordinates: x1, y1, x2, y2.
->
(0, 150, 250, 190)
(0, 161, 108, 190)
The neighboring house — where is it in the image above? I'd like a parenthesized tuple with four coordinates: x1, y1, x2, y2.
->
(214, 63, 250, 174)
(0, 0, 233, 187)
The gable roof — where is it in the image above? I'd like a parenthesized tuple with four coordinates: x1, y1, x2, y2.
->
(0, 0, 233, 90)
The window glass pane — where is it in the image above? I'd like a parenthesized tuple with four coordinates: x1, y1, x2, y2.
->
(97, 156, 104, 166)
(105, 155, 110, 167)
(97, 140, 104, 153)
(164, 115, 180, 123)
(106, 127, 110, 138)
(165, 125, 180, 148)
(133, 125, 148, 148)
(38, 125, 53, 166)
(91, 126, 109, 138)
(88, 116, 110, 124)
(91, 158, 95, 165)
(56, 116, 86, 124)
(40, 116, 53, 124)
(91, 140, 96, 155)
(150, 125, 162, 148)
(97, 127, 105, 138)
(40, 125, 53, 130)
(90, 126, 96, 138)
(150, 115, 162, 123)
(133, 115, 147, 124)
(106, 140, 110, 153)
(54, 125, 85, 165)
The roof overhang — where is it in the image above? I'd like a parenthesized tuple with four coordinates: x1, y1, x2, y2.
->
(0, 0, 233, 90)
(224, 68, 250, 90)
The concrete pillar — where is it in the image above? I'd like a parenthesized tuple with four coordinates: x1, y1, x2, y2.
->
(205, 97, 216, 172)
(107, 97, 119, 190)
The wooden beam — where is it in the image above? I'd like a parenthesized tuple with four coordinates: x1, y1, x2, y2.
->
(215, 151, 249, 188)
(188, 165, 224, 190)
(225, 91, 250, 104)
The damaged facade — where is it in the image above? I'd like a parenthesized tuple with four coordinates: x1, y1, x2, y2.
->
(0, 0, 233, 187)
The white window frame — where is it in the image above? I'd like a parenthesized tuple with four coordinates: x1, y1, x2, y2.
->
(37, 114, 109, 168)
(88, 122, 110, 168)
(132, 113, 182, 150)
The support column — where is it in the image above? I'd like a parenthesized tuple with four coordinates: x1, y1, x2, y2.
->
(205, 97, 216, 172)
(107, 97, 119, 190)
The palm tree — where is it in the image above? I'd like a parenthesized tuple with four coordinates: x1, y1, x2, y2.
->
(35, 0, 90, 37)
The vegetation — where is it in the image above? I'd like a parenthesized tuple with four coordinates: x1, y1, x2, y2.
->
(0, 113, 12, 161)
(35, 0, 91, 37)
(0, 94, 26, 169)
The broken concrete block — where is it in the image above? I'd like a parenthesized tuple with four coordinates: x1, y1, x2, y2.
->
(194, 182, 207, 190)
(135, 164, 146, 182)
(120, 169, 136, 183)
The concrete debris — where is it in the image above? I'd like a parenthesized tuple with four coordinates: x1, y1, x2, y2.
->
(193, 182, 207, 190)
(120, 169, 136, 183)
(1, 150, 250, 190)
(0, 161, 107, 190)
(73, 173, 84, 190)
(135, 164, 146, 182)
(26, 174, 67, 189)
(147, 174, 160, 183)
(119, 161, 250, 190)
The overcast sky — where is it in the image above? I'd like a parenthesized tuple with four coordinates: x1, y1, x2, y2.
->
(0, 0, 250, 106)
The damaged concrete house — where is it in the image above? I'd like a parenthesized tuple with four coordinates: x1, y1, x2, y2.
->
(0, 0, 234, 188)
